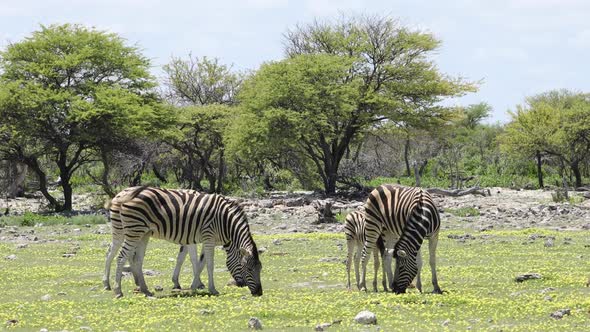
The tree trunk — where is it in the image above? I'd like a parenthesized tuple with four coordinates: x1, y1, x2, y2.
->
(8, 162, 27, 198)
(536, 151, 544, 189)
(404, 136, 411, 177)
(413, 161, 421, 187)
(216, 149, 225, 193)
(61, 175, 73, 212)
(23, 156, 62, 211)
(152, 165, 168, 184)
(571, 160, 582, 188)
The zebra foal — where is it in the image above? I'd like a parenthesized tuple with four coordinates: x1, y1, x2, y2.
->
(361, 184, 442, 294)
(344, 209, 388, 292)
(109, 186, 262, 298)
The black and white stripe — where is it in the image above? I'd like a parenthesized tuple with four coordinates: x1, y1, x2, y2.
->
(108, 186, 262, 297)
(344, 209, 387, 292)
(361, 184, 442, 294)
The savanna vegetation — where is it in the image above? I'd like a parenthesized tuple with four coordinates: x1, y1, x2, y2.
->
(2, 17, 588, 211)
(1, 227, 589, 331)
(1, 13, 590, 332)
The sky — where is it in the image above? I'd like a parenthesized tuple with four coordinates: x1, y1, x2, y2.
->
(1, 0, 589, 123)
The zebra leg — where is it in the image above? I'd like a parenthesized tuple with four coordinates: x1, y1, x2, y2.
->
(189, 244, 205, 290)
(354, 246, 362, 290)
(346, 239, 354, 290)
(415, 249, 423, 292)
(203, 242, 219, 295)
(103, 238, 123, 290)
(130, 233, 153, 297)
(172, 245, 188, 290)
(381, 250, 389, 292)
(429, 233, 443, 294)
(114, 240, 138, 298)
(360, 239, 378, 291)
(372, 248, 380, 292)
(383, 234, 397, 290)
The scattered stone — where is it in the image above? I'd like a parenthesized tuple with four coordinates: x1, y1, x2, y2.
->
(544, 238, 554, 247)
(5, 254, 17, 260)
(6, 319, 18, 326)
(331, 319, 342, 325)
(16, 243, 28, 249)
(40, 328, 48, 332)
(248, 317, 263, 330)
(200, 309, 215, 315)
(550, 309, 571, 319)
(89, 286, 98, 291)
(73, 228, 81, 232)
(540, 287, 555, 294)
(154, 285, 164, 292)
(354, 310, 377, 325)
(272, 239, 282, 246)
(315, 322, 332, 331)
(143, 270, 159, 276)
(80, 326, 92, 331)
(544, 295, 553, 301)
(41, 294, 51, 301)
(318, 257, 340, 263)
(441, 319, 451, 327)
(62, 253, 76, 258)
(257, 247, 267, 254)
(515, 273, 542, 282)
(57, 291, 67, 296)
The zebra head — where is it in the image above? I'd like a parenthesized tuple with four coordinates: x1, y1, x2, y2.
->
(240, 245, 263, 296)
(223, 244, 246, 287)
(391, 244, 418, 294)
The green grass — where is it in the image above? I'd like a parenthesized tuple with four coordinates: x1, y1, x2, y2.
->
(445, 207, 481, 217)
(1, 228, 589, 331)
(0, 212, 107, 227)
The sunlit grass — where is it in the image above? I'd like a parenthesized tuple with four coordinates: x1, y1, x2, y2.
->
(1, 228, 589, 331)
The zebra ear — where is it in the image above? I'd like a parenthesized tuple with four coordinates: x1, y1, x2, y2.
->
(397, 249, 407, 258)
(240, 248, 252, 257)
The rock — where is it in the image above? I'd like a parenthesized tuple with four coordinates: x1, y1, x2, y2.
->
(544, 238, 554, 247)
(318, 257, 340, 263)
(154, 285, 164, 292)
(248, 317, 263, 330)
(315, 322, 332, 331)
(73, 228, 81, 232)
(272, 239, 282, 246)
(540, 287, 555, 294)
(41, 294, 51, 301)
(62, 253, 76, 258)
(80, 326, 92, 331)
(39, 328, 48, 332)
(544, 295, 553, 301)
(200, 309, 214, 315)
(57, 292, 67, 296)
(354, 310, 377, 325)
(6, 319, 18, 326)
(550, 309, 571, 319)
(16, 243, 28, 249)
(5, 254, 17, 260)
(257, 247, 267, 254)
(441, 319, 450, 327)
(515, 273, 542, 282)
(143, 270, 159, 276)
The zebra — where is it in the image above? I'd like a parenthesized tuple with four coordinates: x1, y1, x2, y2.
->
(109, 186, 262, 298)
(344, 209, 388, 292)
(103, 188, 245, 292)
(361, 184, 442, 294)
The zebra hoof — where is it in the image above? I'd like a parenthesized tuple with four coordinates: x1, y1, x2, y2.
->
(208, 289, 220, 296)
(103, 286, 111, 291)
(432, 289, 443, 295)
(115, 293, 124, 299)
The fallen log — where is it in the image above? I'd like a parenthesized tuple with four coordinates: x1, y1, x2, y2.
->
(427, 187, 491, 197)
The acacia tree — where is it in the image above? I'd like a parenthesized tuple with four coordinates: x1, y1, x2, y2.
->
(238, 15, 475, 194)
(0, 24, 167, 211)
(162, 55, 242, 193)
(502, 90, 590, 188)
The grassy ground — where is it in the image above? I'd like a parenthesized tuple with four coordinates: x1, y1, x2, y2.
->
(1, 227, 590, 331)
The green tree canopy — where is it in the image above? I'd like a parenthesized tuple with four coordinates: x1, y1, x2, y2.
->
(237, 15, 476, 193)
(0, 24, 168, 211)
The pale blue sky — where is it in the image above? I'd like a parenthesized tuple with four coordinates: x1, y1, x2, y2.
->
(1, 0, 589, 122)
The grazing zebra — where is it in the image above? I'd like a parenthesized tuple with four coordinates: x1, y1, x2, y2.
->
(361, 184, 442, 294)
(344, 209, 388, 292)
(109, 186, 262, 298)
(103, 189, 245, 292)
